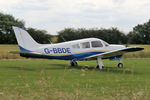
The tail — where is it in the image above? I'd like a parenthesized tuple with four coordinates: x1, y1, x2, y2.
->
(12, 26, 41, 52)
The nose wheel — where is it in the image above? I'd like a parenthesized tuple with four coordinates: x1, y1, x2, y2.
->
(118, 63, 123, 68)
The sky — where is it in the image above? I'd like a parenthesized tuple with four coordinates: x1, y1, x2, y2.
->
(0, 0, 150, 35)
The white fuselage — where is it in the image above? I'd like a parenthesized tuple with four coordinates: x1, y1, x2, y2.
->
(30, 38, 126, 60)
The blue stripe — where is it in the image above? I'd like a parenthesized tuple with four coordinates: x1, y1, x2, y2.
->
(19, 46, 32, 53)
(18, 46, 144, 60)
(15, 26, 25, 30)
(20, 51, 104, 60)
(18, 46, 105, 60)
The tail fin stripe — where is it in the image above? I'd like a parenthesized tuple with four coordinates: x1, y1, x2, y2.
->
(19, 46, 32, 53)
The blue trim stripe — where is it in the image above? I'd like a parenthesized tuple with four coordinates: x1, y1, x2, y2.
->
(16, 26, 25, 30)
(18, 46, 105, 60)
(19, 46, 32, 53)
(20, 51, 104, 60)
(18, 46, 144, 60)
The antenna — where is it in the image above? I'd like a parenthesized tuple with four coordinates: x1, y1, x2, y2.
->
(61, 35, 66, 42)
(48, 39, 52, 44)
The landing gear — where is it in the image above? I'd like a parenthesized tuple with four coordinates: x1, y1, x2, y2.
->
(118, 63, 123, 68)
(97, 57, 104, 70)
(117, 59, 123, 68)
(96, 65, 104, 69)
(70, 60, 78, 66)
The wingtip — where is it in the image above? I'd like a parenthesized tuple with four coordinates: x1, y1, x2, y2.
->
(136, 47, 144, 50)
(125, 47, 144, 52)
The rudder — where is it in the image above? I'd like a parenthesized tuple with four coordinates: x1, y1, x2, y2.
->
(12, 26, 41, 52)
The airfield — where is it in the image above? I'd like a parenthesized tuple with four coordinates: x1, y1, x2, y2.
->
(0, 45, 150, 99)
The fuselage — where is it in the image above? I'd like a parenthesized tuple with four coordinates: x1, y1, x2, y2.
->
(21, 38, 126, 60)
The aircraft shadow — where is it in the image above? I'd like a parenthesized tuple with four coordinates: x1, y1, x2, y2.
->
(5, 64, 138, 75)
(71, 65, 138, 75)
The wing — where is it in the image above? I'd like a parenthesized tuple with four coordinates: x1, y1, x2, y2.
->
(85, 47, 144, 59)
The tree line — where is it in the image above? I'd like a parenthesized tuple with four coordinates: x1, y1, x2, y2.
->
(0, 12, 150, 44)
(0, 12, 52, 44)
(57, 27, 127, 44)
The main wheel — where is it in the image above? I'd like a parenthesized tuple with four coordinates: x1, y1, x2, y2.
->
(71, 60, 78, 66)
(118, 63, 123, 68)
(96, 65, 104, 69)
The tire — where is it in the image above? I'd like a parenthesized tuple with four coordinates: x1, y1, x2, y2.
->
(118, 63, 123, 68)
(96, 65, 104, 69)
(96, 65, 99, 69)
(71, 61, 77, 66)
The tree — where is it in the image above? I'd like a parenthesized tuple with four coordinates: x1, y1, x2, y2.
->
(27, 28, 52, 44)
(0, 12, 52, 44)
(127, 20, 150, 44)
(0, 12, 25, 44)
(57, 27, 127, 44)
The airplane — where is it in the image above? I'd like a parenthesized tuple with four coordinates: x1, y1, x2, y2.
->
(10, 26, 144, 69)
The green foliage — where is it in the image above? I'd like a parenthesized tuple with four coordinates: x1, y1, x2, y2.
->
(57, 27, 127, 44)
(0, 12, 52, 44)
(27, 28, 52, 44)
(1, 12, 150, 44)
(0, 12, 25, 44)
(127, 20, 150, 44)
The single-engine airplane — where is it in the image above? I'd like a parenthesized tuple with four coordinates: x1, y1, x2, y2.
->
(10, 26, 144, 69)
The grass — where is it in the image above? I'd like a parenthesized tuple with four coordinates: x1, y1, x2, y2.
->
(0, 59, 150, 99)
(123, 45, 150, 58)
(0, 45, 22, 59)
(0, 44, 150, 99)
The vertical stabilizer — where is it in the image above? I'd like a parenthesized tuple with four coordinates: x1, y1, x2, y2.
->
(12, 26, 41, 51)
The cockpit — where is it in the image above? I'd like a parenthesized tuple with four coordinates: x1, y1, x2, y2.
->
(72, 40, 109, 49)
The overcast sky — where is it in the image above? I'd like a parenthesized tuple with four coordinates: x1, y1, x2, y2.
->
(0, 0, 150, 35)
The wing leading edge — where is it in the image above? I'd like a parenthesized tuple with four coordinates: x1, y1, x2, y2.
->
(85, 47, 144, 59)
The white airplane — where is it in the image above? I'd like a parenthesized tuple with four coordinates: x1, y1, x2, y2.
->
(10, 26, 144, 69)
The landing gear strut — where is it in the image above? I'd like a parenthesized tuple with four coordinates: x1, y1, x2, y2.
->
(70, 60, 78, 66)
(97, 57, 104, 70)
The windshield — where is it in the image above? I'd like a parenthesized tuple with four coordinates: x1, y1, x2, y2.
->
(103, 41, 109, 47)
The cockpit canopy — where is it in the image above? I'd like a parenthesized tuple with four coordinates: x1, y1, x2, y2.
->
(72, 40, 109, 49)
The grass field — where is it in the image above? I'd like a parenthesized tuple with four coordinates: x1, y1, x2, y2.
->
(0, 45, 150, 99)
(0, 45, 21, 59)
(124, 45, 150, 58)
(0, 59, 150, 100)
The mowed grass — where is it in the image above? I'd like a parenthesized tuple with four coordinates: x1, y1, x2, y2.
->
(0, 44, 150, 99)
(124, 45, 150, 58)
(0, 59, 150, 100)
(0, 45, 22, 59)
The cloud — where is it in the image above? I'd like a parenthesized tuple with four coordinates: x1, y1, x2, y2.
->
(0, 0, 150, 34)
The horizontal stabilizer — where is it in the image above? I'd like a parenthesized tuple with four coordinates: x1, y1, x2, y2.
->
(9, 51, 33, 55)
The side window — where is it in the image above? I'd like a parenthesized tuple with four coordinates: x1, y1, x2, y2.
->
(103, 41, 109, 47)
(81, 42, 90, 48)
(91, 41, 103, 47)
(72, 44, 80, 49)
